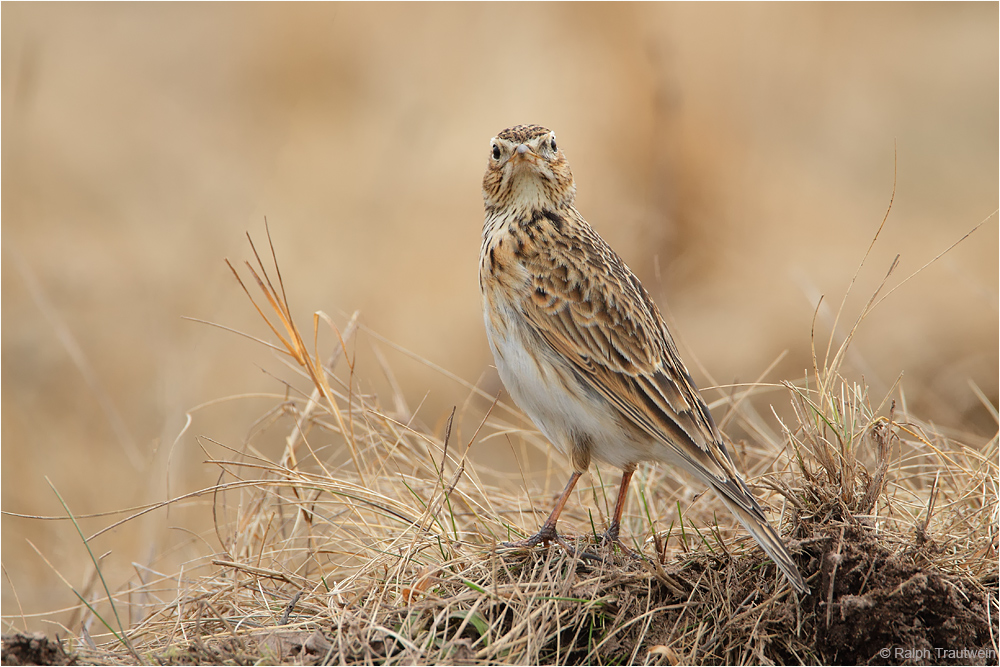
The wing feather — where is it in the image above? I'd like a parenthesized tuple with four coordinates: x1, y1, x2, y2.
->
(520, 226, 757, 501)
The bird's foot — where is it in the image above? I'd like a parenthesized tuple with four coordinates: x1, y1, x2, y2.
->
(500, 522, 562, 550)
(599, 525, 642, 560)
(500, 525, 603, 562)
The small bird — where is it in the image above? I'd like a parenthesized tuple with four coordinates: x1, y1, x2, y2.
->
(479, 124, 807, 594)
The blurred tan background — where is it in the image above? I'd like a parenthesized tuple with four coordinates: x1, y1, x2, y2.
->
(3, 3, 997, 629)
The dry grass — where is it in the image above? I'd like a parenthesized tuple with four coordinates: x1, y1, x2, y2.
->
(5, 226, 997, 666)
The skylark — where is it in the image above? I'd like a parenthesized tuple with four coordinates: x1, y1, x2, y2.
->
(479, 124, 808, 594)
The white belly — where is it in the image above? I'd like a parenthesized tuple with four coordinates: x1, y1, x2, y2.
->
(484, 306, 654, 471)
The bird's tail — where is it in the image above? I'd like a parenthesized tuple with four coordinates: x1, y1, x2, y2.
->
(712, 484, 808, 595)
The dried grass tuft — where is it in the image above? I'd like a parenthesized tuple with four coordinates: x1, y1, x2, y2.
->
(22, 224, 997, 666)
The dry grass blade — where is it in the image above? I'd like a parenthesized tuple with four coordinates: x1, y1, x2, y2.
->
(225, 224, 365, 481)
(821, 144, 897, 376)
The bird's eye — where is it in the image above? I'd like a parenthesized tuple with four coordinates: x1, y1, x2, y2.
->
(550, 135, 557, 152)
(491, 144, 501, 160)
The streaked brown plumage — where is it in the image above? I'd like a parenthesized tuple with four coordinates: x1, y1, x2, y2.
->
(479, 124, 808, 594)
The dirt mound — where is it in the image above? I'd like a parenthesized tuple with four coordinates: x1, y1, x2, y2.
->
(148, 523, 993, 666)
(1, 634, 76, 666)
(588, 523, 997, 665)
(809, 526, 995, 665)
(406, 522, 995, 666)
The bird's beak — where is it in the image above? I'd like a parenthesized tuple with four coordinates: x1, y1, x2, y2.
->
(512, 143, 538, 166)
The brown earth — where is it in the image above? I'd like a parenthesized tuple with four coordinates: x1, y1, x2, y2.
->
(1, 633, 76, 666)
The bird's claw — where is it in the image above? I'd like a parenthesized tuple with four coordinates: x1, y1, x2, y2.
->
(599, 527, 642, 560)
(500, 526, 605, 563)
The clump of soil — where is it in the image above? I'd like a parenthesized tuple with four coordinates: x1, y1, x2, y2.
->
(1, 633, 76, 666)
(807, 525, 995, 666)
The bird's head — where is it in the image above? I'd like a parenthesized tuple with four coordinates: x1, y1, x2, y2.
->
(483, 124, 576, 212)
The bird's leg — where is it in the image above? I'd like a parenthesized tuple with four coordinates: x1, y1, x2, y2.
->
(502, 471, 582, 550)
(601, 467, 638, 556)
